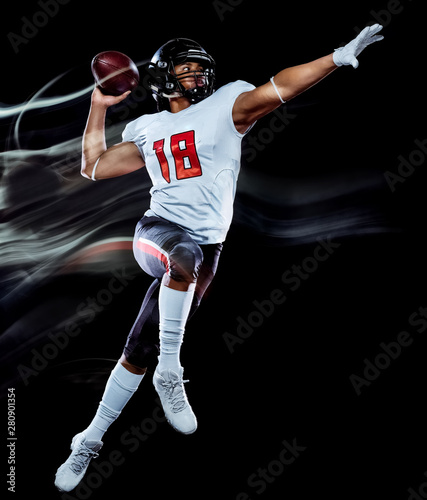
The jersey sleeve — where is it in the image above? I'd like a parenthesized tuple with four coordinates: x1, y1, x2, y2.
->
(122, 117, 148, 162)
(122, 121, 134, 142)
(234, 81, 257, 136)
(229, 80, 256, 95)
(213, 80, 257, 137)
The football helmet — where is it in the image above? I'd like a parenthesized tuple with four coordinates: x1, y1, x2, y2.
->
(144, 38, 216, 110)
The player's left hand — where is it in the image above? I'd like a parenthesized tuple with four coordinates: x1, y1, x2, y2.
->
(333, 24, 384, 69)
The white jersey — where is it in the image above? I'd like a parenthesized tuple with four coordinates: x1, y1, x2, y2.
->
(122, 80, 255, 244)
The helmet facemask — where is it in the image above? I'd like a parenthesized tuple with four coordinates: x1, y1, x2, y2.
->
(173, 63, 214, 102)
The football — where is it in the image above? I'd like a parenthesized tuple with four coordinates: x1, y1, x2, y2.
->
(91, 51, 139, 96)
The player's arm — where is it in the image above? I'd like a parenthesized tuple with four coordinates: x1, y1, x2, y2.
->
(81, 88, 145, 180)
(233, 54, 337, 133)
(233, 24, 384, 134)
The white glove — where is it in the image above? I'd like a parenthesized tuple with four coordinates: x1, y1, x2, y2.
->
(333, 24, 384, 69)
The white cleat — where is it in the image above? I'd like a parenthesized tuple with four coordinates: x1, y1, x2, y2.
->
(153, 367, 197, 435)
(54, 433, 103, 492)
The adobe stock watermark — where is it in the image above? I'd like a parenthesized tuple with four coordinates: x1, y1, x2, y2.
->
(235, 437, 307, 499)
(60, 397, 166, 500)
(223, 236, 341, 354)
(242, 106, 297, 164)
(104, 83, 150, 127)
(352, 0, 414, 35)
(212, 0, 245, 22)
(16, 267, 135, 386)
(383, 137, 427, 193)
(349, 304, 427, 395)
(407, 468, 427, 500)
(7, 0, 72, 54)
(214, 0, 414, 28)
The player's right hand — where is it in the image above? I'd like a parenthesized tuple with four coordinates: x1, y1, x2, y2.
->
(91, 86, 131, 108)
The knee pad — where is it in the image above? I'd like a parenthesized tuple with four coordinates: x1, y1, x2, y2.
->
(168, 241, 203, 282)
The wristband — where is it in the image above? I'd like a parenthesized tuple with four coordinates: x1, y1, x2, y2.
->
(91, 158, 100, 181)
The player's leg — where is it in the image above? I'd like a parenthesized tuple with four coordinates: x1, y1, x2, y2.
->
(122, 276, 162, 373)
(130, 216, 204, 433)
(77, 274, 164, 455)
(54, 358, 145, 492)
(122, 241, 222, 373)
(55, 224, 222, 490)
(93, 264, 200, 437)
(157, 274, 196, 372)
(125, 216, 202, 373)
(54, 225, 162, 492)
(54, 284, 156, 494)
(152, 244, 223, 433)
(78, 277, 164, 449)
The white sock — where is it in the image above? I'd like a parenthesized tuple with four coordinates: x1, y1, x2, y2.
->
(83, 362, 144, 443)
(157, 284, 194, 374)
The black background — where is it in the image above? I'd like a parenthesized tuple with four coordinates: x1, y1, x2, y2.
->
(1, 1, 427, 499)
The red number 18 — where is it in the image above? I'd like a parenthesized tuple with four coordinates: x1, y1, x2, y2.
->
(153, 130, 202, 183)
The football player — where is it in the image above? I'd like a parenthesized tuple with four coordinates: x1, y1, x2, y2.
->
(55, 26, 383, 492)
